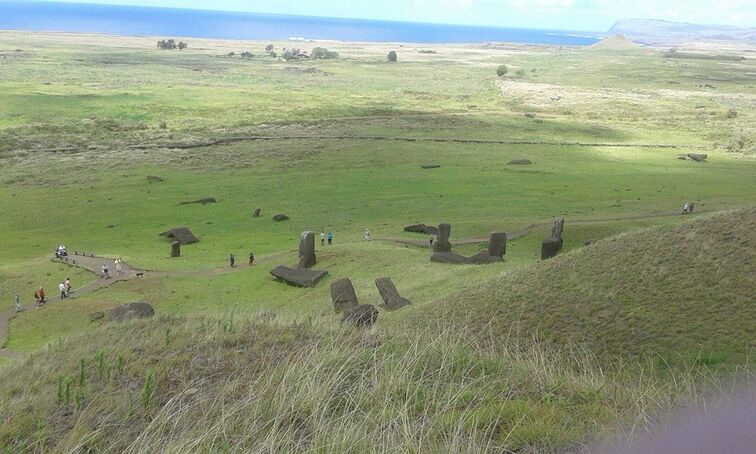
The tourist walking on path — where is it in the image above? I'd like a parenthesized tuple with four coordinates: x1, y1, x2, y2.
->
(320, 231, 326, 246)
(249, 252, 255, 266)
(35, 286, 46, 308)
(327, 231, 333, 245)
(65, 277, 72, 295)
(682, 202, 690, 214)
(59, 282, 67, 300)
(115, 259, 123, 274)
(102, 263, 110, 279)
(230, 253, 236, 267)
(364, 228, 371, 242)
(429, 236, 434, 246)
(15, 294, 22, 313)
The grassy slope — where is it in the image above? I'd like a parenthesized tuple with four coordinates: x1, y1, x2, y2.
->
(0, 315, 720, 453)
(420, 209, 756, 363)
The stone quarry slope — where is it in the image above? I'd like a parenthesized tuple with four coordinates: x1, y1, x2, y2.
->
(423, 208, 756, 362)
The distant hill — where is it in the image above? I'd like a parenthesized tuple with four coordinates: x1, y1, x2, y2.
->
(608, 19, 756, 45)
(426, 209, 756, 362)
(590, 34, 641, 50)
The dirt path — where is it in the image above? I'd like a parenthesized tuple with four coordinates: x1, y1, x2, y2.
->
(27, 134, 713, 154)
(0, 253, 143, 358)
(0, 250, 297, 358)
(382, 210, 710, 248)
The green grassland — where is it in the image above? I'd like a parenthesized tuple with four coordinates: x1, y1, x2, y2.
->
(0, 31, 754, 451)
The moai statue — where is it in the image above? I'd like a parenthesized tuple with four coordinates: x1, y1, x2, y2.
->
(488, 232, 507, 258)
(541, 218, 564, 260)
(298, 231, 316, 268)
(171, 241, 181, 257)
(331, 278, 359, 313)
(432, 223, 452, 253)
(375, 277, 411, 310)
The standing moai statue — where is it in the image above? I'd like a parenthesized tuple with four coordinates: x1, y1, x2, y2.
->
(432, 223, 452, 253)
(331, 278, 359, 313)
(171, 241, 181, 257)
(298, 231, 316, 268)
(541, 217, 564, 260)
(253, 208, 261, 217)
(488, 232, 507, 258)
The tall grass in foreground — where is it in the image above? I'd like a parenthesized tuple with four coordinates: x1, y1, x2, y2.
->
(0, 315, 741, 452)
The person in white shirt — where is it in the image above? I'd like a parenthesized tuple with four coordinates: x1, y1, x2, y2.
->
(15, 294, 22, 312)
(115, 259, 123, 274)
(59, 282, 67, 299)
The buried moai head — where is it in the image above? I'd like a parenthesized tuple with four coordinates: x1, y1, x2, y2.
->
(298, 231, 316, 268)
(170, 241, 181, 257)
(331, 277, 359, 313)
(342, 304, 379, 328)
(488, 232, 507, 258)
(541, 238, 563, 260)
(432, 223, 452, 253)
(375, 277, 411, 310)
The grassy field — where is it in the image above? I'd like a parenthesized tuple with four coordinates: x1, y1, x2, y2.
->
(0, 31, 754, 451)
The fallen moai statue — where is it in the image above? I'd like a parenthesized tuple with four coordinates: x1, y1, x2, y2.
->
(508, 158, 532, 165)
(342, 304, 379, 328)
(109, 302, 155, 321)
(298, 231, 316, 269)
(160, 227, 199, 244)
(270, 265, 328, 287)
(541, 218, 564, 260)
(404, 224, 439, 235)
(432, 223, 452, 253)
(331, 277, 359, 313)
(271, 231, 329, 287)
(272, 213, 289, 222)
(178, 197, 216, 206)
(375, 277, 411, 310)
(431, 232, 506, 265)
(686, 153, 708, 162)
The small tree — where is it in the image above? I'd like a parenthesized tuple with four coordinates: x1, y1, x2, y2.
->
(387, 51, 397, 62)
(515, 69, 525, 78)
(265, 44, 274, 53)
(496, 65, 508, 77)
(178, 41, 188, 50)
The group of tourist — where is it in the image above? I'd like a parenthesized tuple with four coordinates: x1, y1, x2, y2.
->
(54, 244, 68, 258)
(229, 252, 256, 267)
(58, 278, 73, 300)
(320, 231, 334, 246)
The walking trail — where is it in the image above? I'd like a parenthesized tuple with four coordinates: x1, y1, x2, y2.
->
(0, 210, 706, 359)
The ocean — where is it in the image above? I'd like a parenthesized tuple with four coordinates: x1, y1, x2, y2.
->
(0, 1, 601, 45)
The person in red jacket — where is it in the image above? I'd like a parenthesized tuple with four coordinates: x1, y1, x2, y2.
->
(35, 286, 46, 308)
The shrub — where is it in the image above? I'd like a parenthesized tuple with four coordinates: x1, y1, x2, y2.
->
(387, 51, 397, 62)
(496, 65, 508, 77)
(515, 69, 526, 77)
(311, 47, 339, 60)
(726, 109, 738, 119)
(265, 44, 274, 53)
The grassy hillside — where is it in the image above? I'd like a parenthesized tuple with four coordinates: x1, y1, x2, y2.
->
(0, 315, 723, 453)
(423, 209, 756, 363)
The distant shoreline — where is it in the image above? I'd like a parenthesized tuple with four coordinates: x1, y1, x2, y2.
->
(0, 1, 601, 46)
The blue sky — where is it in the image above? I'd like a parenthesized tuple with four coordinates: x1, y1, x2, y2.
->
(17, 1, 756, 31)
